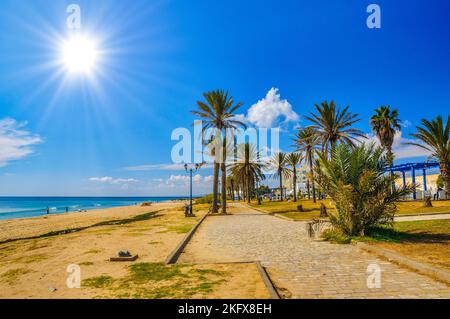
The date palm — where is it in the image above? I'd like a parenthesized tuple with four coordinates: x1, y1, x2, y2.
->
(229, 143, 266, 203)
(408, 115, 450, 199)
(286, 152, 303, 202)
(314, 143, 412, 236)
(192, 90, 246, 213)
(370, 106, 401, 166)
(306, 101, 366, 154)
(293, 127, 319, 202)
(269, 152, 291, 201)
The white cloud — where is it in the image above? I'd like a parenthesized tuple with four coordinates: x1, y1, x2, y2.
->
(364, 131, 432, 160)
(164, 174, 213, 187)
(236, 88, 299, 128)
(0, 118, 42, 167)
(203, 175, 214, 183)
(391, 131, 432, 159)
(168, 174, 203, 183)
(401, 120, 412, 128)
(89, 176, 139, 184)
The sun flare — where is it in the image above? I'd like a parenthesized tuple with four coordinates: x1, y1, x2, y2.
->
(61, 35, 98, 73)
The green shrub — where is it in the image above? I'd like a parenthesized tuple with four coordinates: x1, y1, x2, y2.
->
(195, 194, 214, 204)
(321, 229, 351, 244)
(314, 143, 413, 236)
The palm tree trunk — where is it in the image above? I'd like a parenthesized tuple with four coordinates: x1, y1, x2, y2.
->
(279, 172, 283, 201)
(440, 162, 450, 199)
(309, 153, 316, 203)
(247, 175, 251, 204)
(231, 180, 235, 201)
(306, 179, 311, 199)
(212, 162, 219, 213)
(386, 147, 394, 166)
(221, 135, 227, 214)
(293, 168, 297, 202)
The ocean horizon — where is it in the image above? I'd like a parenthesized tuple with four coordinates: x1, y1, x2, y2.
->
(0, 196, 192, 221)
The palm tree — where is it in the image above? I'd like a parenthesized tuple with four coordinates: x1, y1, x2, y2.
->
(370, 106, 401, 166)
(314, 143, 412, 236)
(293, 127, 319, 202)
(269, 152, 291, 201)
(408, 115, 450, 199)
(286, 152, 303, 202)
(192, 90, 245, 213)
(229, 143, 266, 203)
(306, 101, 366, 154)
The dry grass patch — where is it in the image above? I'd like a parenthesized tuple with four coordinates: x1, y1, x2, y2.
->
(83, 263, 228, 299)
(250, 199, 450, 221)
(1, 268, 33, 285)
(249, 199, 335, 220)
(363, 219, 450, 271)
(396, 200, 450, 215)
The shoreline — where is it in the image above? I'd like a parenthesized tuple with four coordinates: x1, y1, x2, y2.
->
(0, 201, 186, 243)
(0, 198, 191, 222)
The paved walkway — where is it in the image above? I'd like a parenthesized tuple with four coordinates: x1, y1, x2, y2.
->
(395, 213, 450, 222)
(179, 204, 450, 299)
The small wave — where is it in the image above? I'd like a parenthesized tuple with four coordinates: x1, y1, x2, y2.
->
(0, 207, 49, 215)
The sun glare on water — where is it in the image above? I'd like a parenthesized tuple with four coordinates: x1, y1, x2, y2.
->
(61, 35, 98, 73)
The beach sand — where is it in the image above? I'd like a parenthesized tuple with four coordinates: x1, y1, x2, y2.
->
(0, 202, 269, 299)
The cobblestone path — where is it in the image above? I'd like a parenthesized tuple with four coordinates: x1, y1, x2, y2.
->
(179, 204, 450, 299)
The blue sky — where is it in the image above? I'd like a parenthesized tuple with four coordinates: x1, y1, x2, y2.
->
(0, 0, 449, 196)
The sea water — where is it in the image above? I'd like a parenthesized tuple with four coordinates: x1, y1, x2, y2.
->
(0, 197, 188, 220)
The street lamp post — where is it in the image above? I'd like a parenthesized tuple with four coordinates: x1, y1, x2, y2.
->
(184, 163, 200, 216)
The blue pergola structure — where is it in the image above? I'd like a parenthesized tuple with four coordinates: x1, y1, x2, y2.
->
(387, 162, 440, 199)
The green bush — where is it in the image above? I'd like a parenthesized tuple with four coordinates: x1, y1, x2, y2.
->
(314, 143, 413, 236)
(195, 194, 213, 204)
(321, 229, 351, 244)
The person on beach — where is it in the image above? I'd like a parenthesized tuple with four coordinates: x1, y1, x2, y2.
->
(46, 207, 50, 214)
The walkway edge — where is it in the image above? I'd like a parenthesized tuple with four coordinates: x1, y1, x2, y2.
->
(165, 210, 210, 265)
(357, 242, 450, 285)
(255, 261, 281, 299)
(241, 203, 296, 221)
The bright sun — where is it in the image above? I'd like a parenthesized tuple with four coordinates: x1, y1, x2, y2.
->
(62, 36, 98, 73)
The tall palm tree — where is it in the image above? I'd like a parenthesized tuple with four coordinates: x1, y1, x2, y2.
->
(370, 106, 401, 166)
(286, 152, 303, 202)
(293, 127, 319, 202)
(270, 152, 291, 201)
(192, 90, 245, 213)
(408, 115, 450, 199)
(229, 143, 266, 203)
(306, 101, 366, 154)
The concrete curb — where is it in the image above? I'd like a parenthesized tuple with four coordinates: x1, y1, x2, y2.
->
(165, 210, 210, 265)
(255, 261, 281, 299)
(357, 242, 450, 285)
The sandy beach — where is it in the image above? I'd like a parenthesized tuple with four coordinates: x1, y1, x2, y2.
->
(0, 202, 182, 243)
(0, 202, 269, 299)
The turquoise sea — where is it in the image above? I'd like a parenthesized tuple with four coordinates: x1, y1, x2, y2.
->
(0, 197, 188, 220)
